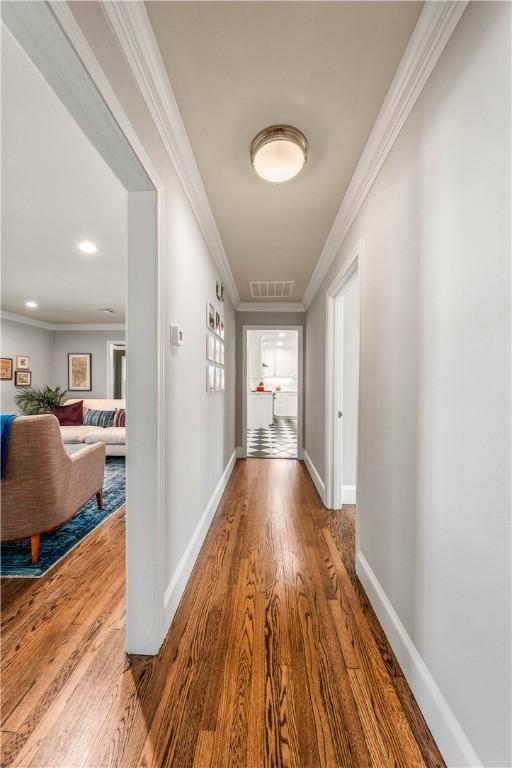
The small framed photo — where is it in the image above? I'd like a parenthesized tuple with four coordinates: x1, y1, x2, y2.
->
(214, 366, 221, 391)
(214, 337, 221, 363)
(215, 311, 221, 335)
(220, 319, 225, 340)
(15, 355, 30, 370)
(206, 301, 215, 331)
(206, 332, 215, 361)
(219, 340, 225, 365)
(220, 368, 225, 391)
(68, 353, 92, 391)
(206, 364, 215, 392)
(0, 358, 13, 380)
(15, 370, 31, 387)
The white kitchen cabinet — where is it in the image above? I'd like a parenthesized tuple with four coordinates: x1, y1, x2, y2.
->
(247, 392, 274, 429)
(275, 347, 296, 377)
(261, 346, 275, 376)
(274, 391, 298, 418)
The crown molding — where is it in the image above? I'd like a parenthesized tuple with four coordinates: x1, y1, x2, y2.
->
(237, 301, 305, 313)
(303, 1, 468, 309)
(1, 311, 125, 332)
(101, 1, 240, 307)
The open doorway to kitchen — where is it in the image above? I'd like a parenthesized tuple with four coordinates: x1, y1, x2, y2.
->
(243, 326, 303, 459)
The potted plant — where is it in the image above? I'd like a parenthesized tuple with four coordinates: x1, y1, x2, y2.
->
(15, 385, 68, 415)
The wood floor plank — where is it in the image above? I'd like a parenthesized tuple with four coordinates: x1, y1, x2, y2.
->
(1, 459, 445, 768)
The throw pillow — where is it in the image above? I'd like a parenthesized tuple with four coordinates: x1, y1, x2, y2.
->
(53, 401, 83, 426)
(83, 409, 115, 428)
(112, 409, 126, 428)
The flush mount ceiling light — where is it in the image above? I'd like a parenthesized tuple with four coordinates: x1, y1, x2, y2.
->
(250, 125, 307, 183)
(78, 240, 98, 255)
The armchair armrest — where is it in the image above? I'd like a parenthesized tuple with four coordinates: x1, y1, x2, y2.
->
(69, 442, 106, 511)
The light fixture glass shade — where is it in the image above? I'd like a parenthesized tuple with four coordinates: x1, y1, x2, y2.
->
(251, 125, 307, 183)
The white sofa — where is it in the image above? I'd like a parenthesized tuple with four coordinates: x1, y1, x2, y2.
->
(60, 399, 126, 457)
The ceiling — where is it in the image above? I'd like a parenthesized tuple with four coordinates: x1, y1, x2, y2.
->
(248, 329, 298, 349)
(1, 26, 127, 325)
(146, 1, 422, 303)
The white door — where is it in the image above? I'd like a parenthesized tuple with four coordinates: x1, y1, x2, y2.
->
(333, 272, 360, 508)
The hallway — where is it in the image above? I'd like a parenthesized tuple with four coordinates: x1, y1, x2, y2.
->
(1, 459, 443, 767)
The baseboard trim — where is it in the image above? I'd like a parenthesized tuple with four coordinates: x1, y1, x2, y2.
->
(356, 550, 482, 767)
(342, 485, 356, 504)
(163, 449, 237, 626)
(303, 450, 326, 505)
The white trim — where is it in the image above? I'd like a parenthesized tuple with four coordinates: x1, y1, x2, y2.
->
(164, 449, 237, 625)
(241, 325, 303, 459)
(106, 340, 126, 399)
(237, 301, 305, 313)
(101, 1, 239, 307)
(235, 446, 244, 459)
(303, 2, 468, 308)
(342, 485, 356, 505)
(324, 241, 362, 510)
(1, 311, 127, 332)
(303, 450, 326, 506)
(356, 551, 483, 767)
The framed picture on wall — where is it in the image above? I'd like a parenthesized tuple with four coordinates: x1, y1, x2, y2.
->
(214, 366, 221, 391)
(15, 370, 31, 387)
(219, 340, 224, 365)
(206, 332, 215, 361)
(214, 337, 221, 363)
(206, 301, 216, 332)
(206, 364, 215, 392)
(215, 311, 221, 335)
(220, 368, 225, 391)
(15, 355, 30, 370)
(68, 353, 92, 391)
(0, 358, 13, 380)
(220, 320, 225, 340)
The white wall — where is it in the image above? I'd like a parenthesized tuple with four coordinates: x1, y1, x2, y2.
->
(305, 4, 510, 766)
(0, 319, 54, 412)
(52, 329, 125, 400)
(341, 274, 359, 490)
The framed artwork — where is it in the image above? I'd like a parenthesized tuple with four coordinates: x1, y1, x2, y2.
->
(219, 340, 225, 365)
(0, 358, 13, 380)
(215, 311, 221, 335)
(15, 370, 31, 386)
(220, 368, 225, 391)
(220, 319, 225, 340)
(15, 355, 30, 370)
(214, 337, 221, 364)
(206, 301, 216, 332)
(206, 332, 215, 361)
(206, 364, 215, 392)
(68, 353, 92, 391)
(214, 366, 221, 391)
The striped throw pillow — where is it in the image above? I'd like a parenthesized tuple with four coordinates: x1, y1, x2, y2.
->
(113, 409, 126, 428)
(83, 409, 115, 428)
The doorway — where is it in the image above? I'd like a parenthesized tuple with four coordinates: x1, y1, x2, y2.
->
(325, 242, 362, 509)
(242, 325, 303, 459)
(107, 341, 127, 399)
(2, 1, 165, 654)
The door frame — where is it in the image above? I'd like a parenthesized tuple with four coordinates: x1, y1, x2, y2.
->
(325, 240, 363, 510)
(3, 1, 167, 654)
(106, 341, 127, 399)
(242, 325, 304, 459)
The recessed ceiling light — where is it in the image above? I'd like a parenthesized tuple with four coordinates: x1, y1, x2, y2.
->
(278, 333, 286, 338)
(25, 301, 38, 309)
(78, 240, 98, 255)
(250, 125, 307, 184)
(277, 341, 284, 346)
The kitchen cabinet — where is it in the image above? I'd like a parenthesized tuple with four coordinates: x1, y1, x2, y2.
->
(274, 391, 298, 418)
(247, 391, 274, 429)
(261, 345, 297, 378)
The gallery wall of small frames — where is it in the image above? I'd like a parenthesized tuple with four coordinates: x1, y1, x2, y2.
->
(206, 300, 225, 392)
(0, 355, 32, 386)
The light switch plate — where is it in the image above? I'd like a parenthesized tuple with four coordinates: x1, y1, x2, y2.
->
(170, 325, 184, 346)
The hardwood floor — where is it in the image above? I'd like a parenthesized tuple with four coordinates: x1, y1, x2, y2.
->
(1, 459, 445, 767)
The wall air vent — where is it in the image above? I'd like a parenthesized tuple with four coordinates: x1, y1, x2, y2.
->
(249, 281, 295, 299)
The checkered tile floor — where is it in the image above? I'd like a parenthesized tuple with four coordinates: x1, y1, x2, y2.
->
(247, 417, 298, 459)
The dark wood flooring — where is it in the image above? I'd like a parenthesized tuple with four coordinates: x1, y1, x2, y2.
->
(1, 458, 445, 767)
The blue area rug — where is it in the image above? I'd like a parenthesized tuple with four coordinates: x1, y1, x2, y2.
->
(1, 457, 125, 578)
